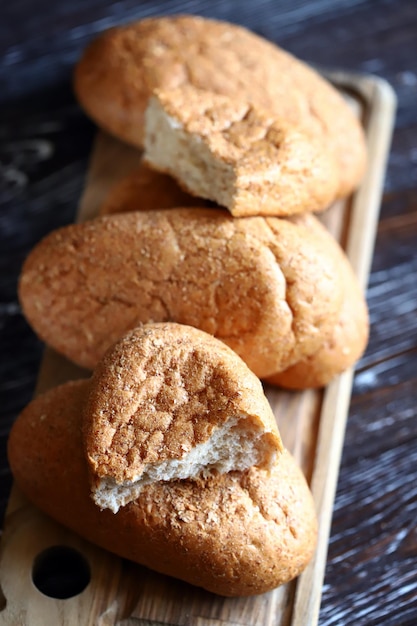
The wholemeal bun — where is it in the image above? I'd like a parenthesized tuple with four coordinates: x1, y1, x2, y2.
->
(8, 379, 318, 596)
(144, 86, 339, 217)
(84, 323, 282, 513)
(18, 209, 343, 378)
(74, 14, 366, 197)
(266, 214, 369, 388)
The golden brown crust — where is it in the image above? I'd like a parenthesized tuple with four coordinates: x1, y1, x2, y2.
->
(84, 323, 282, 484)
(18, 209, 343, 378)
(266, 215, 369, 388)
(8, 380, 317, 596)
(98, 161, 211, 216)
(74, 14, 366, 197)
(144, 86, 339, 217)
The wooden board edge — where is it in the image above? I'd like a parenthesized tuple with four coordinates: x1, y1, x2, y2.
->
(290, 74, 397, 626)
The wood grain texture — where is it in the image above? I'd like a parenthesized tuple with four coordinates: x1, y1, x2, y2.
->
(0, 0, 416, 624)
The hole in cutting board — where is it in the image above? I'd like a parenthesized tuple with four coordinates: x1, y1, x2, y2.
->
(32, 545, 91, 599)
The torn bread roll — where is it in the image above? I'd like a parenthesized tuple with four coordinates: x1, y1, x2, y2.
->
(74, 14, 366, 197)
(84, 323, 282, 513)
(144, 86, 339, 217)
(8, 379, 317, 596)
(18, 208, 344, 378)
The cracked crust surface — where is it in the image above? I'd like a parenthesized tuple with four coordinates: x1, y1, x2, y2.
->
(74, 14, 366, 197)
(84, 323, 282, 488)
(144, 86, 339, 217)
(18, 209, 343, 378)
(266, 214, 369, 388)
(99, 161, 212, 216)
(8, 379, 317, 596)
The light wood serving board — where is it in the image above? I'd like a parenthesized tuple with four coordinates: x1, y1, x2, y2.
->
(0, 73, 395, 626)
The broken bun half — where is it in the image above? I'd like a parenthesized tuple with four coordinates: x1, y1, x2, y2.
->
(74, 14, 366, 197)
(84, 323, 282, 513)
(144, 86, 339, 217)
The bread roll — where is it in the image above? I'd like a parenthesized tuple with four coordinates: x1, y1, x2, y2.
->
(8, 379, 317, 596)
(18, 208, 343, 377)
(144, 86, 338, 217)
(84, 323, 282, 513)
(74, 14, 366, 197)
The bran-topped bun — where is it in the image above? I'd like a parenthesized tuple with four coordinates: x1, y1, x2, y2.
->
(8, 379, 317, 596)
(144, 86, 339, 217)
(266, 215, 369, 388)
(18, 209, 343, 378)
(74, 14, 366, 197)
(99, 161, 211, 216)
(85, 323, 282, 513)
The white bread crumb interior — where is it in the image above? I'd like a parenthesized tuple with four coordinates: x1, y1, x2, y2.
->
(94, 415, 277, 513)
(144, 96, 236, 207)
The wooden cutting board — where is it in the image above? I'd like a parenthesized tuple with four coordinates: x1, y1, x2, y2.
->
(0, 72, 395, 626)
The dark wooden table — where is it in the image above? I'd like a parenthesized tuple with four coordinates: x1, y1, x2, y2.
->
(1, 1, 416, 624)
